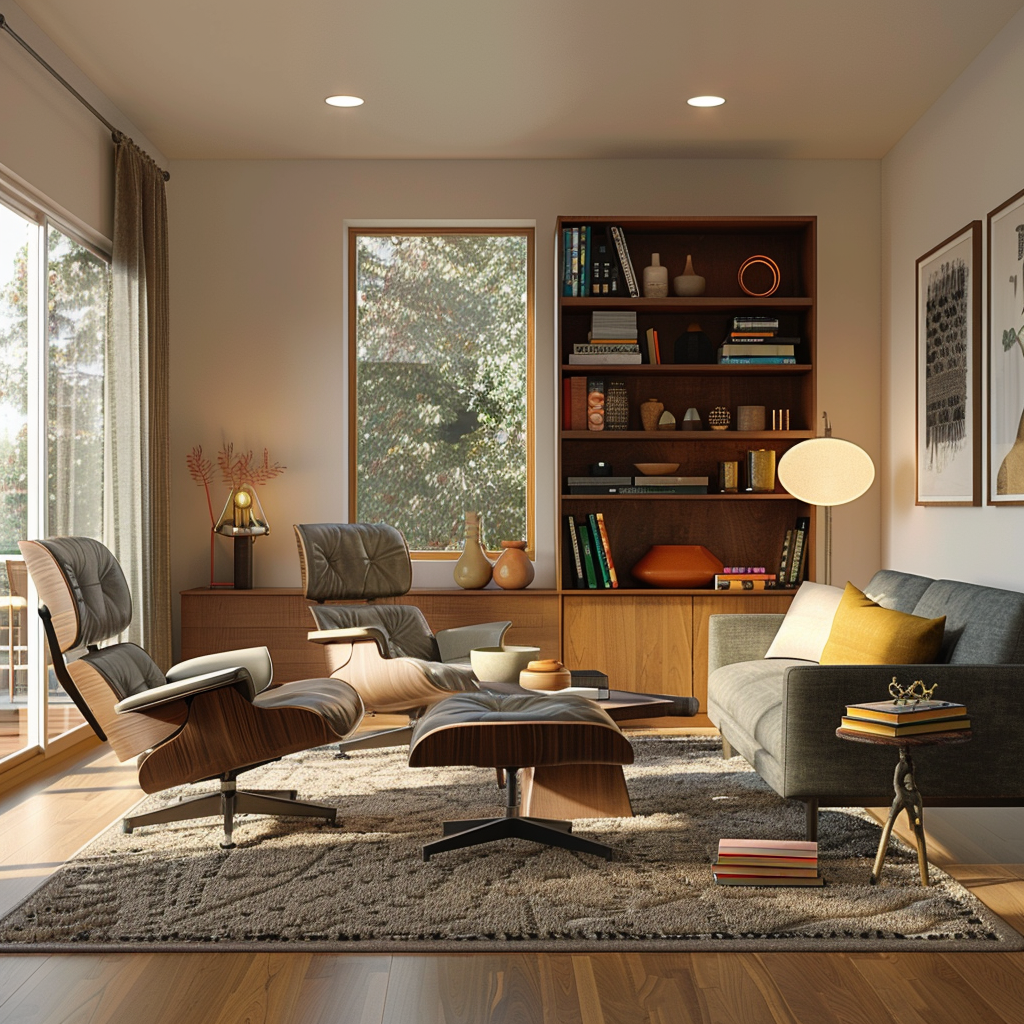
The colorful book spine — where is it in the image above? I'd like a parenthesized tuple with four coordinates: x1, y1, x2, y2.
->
(587, 514, 612, 588)
(777, 529, 793, 583)
(569, 376, 588, 431)
(715, 579, 776, 590)
(577, 521, 598, 588)
(565, 514, 585, 588)
(570, 227, 579, 297)
(594, 512, 618, 588)
(787, 527, 806, 586)
(586, 378, 606, 430)
(579, 225, 589, 298)
(562, 228, 572, 296)
(608, 226, 640, 297)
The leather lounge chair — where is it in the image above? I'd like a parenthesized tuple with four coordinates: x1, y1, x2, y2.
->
(20, 536, 365, 848)
(294, 522, 511, 753)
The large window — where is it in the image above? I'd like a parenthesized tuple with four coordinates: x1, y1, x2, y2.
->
(0, 190, 108, 764)
(350, 228, 534, 555)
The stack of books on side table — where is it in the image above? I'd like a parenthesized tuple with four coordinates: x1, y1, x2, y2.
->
(840, 699, 970, 737)
(713, 839, 823, 886)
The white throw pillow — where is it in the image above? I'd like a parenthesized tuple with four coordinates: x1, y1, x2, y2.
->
(764, 581, 845, 663)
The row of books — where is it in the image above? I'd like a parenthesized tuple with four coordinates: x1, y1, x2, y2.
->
(840, 699, 970, 737)
(562, 226, 638, 298)
(718, 316, 800, 365)
(713, 838, 823, 887)
(777, 517, 810, 588)
(715, 572, 777, 590)
(567, 474, 709, 495)
(564, 512, 618, 589)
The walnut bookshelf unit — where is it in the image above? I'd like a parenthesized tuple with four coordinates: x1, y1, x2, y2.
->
(557, 215, 817, 701)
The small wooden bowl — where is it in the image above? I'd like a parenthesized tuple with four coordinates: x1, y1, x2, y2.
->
(634, 463, 679, 476)
(519, 660, 572, 691)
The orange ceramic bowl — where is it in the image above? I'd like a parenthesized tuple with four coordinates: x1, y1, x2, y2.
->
(631, 545, 724, 588)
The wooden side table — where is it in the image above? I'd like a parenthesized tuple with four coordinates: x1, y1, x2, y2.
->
(835, 727, 972, 886)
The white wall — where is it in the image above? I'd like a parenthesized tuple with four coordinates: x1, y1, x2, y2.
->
(882, 7, 1024, 587)
(0, 1, 166, 241)
(169, 157, 882, 647)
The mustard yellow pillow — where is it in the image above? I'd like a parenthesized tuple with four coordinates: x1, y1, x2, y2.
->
(818, 582, 945, 665)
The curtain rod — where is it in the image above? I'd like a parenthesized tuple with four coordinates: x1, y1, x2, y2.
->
(0, 13, 170, 182)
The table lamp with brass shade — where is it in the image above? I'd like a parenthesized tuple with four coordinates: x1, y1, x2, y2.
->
(777, 413, 875, 586)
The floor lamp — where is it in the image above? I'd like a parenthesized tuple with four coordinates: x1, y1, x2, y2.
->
(777, 413, 875, 586)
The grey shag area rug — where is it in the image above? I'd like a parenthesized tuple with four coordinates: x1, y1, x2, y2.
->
(1, 736, 1020, 952)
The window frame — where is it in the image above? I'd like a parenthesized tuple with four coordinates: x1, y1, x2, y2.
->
(346, 224, 536, 559)
(0, 172, 111, 777)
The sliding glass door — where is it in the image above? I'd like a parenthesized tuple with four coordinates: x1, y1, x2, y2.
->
(0, 195, 108, 765)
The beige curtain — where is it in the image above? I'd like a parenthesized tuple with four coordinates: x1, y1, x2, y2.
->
(106, 133, 171, 668)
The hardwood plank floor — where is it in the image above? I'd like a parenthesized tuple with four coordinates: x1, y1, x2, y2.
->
(1, 740, 1023, 1024)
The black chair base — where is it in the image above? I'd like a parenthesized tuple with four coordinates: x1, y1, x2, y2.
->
(422, 768, 614, 862)
(123, 775, 337, 849)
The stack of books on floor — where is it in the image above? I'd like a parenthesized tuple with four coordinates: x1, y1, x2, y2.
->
(840, 699, 970, 737)
(713, 839, 823, 886)
(570, 311, 641, 364)
(718, 316, 798, 365)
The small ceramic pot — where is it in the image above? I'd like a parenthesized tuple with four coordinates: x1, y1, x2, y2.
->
(492, 540, 535, 589)
(519, 659, 572, 691)
(673, 255, 706, 296)
(641, 398, 664, 432)
(631, 545, 724, 588)
(643, 253, 669, 298)
(470, 645, 540, 684)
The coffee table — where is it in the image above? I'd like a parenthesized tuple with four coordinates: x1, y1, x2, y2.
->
(482, 681, 698, 818)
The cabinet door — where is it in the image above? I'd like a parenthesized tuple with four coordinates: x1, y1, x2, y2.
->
(691, 594, 793, 709)
(562, 595, 693, 697)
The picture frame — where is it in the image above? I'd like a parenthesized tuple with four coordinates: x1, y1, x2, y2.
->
(988, 187, 1024, 504)
(915, 221, 982, 506)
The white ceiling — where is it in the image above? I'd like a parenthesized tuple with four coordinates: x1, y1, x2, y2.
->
(10, 0, 1024, 161)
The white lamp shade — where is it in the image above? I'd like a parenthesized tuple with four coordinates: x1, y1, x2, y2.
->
(777, 437, 874, 507)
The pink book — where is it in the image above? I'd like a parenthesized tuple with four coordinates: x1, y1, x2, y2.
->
(718, 839, 817, 853)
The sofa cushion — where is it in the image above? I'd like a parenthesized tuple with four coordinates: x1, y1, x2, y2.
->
(862, 569, 935, 613)
(819, 582, 945, 665)
(764, 581, 845, 662)
(912, 579, 1024, 665)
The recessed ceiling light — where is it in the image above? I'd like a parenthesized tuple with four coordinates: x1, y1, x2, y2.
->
(326, 95, 364, 107)
(687, 95, 725, 108)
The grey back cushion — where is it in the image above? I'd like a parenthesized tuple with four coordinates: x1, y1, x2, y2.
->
(913, 579, 1024, 664)
(82, 643, 166, 699)
(863, 569, 934, 613)
(296, 523, 413, 601)
(310, 603, 441, 662)
(38, 537, 133, 647)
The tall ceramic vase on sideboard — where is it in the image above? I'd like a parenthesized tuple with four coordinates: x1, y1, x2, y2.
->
(453, 511, 493, 589)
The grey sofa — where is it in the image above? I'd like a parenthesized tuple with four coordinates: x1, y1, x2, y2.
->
(707, 569, 1024, 840)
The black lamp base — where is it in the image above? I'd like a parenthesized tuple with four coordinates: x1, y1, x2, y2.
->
(233, 536, 254, 589)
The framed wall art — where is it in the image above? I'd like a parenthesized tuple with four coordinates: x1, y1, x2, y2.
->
(915, 221, 982, 506)
(988, 187, 1024, 503)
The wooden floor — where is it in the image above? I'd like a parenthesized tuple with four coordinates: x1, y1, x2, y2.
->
(1, 738, 1023, 1024)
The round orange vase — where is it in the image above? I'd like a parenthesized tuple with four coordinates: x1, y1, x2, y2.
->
(631, 545, 724, 588)
(492, 540, 535, 589)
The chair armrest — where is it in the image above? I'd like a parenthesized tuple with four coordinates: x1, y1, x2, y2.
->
(307, 626, 390, 659)
(166, 646, 273, 693)
(708, 614, 785, 674)
(436, 621, 512, 663)
(114, 666, 256, 714)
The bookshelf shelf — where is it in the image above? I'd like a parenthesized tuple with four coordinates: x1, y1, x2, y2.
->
(561, 493, 801, 501)
(560, 430, 815, 441)
(561, 364, 812, 376)
(556, 215, 817, 710)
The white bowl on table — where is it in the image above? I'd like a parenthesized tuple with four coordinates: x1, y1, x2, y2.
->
(470, 645, 541, 685)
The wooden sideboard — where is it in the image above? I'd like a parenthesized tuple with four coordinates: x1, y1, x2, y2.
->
(180, 587, 792, 721)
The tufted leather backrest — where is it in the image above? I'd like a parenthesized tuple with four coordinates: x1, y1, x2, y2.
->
(20, 537, 133, 651)
(309, 602, 441, 661)
(295, 523, 413, 601)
